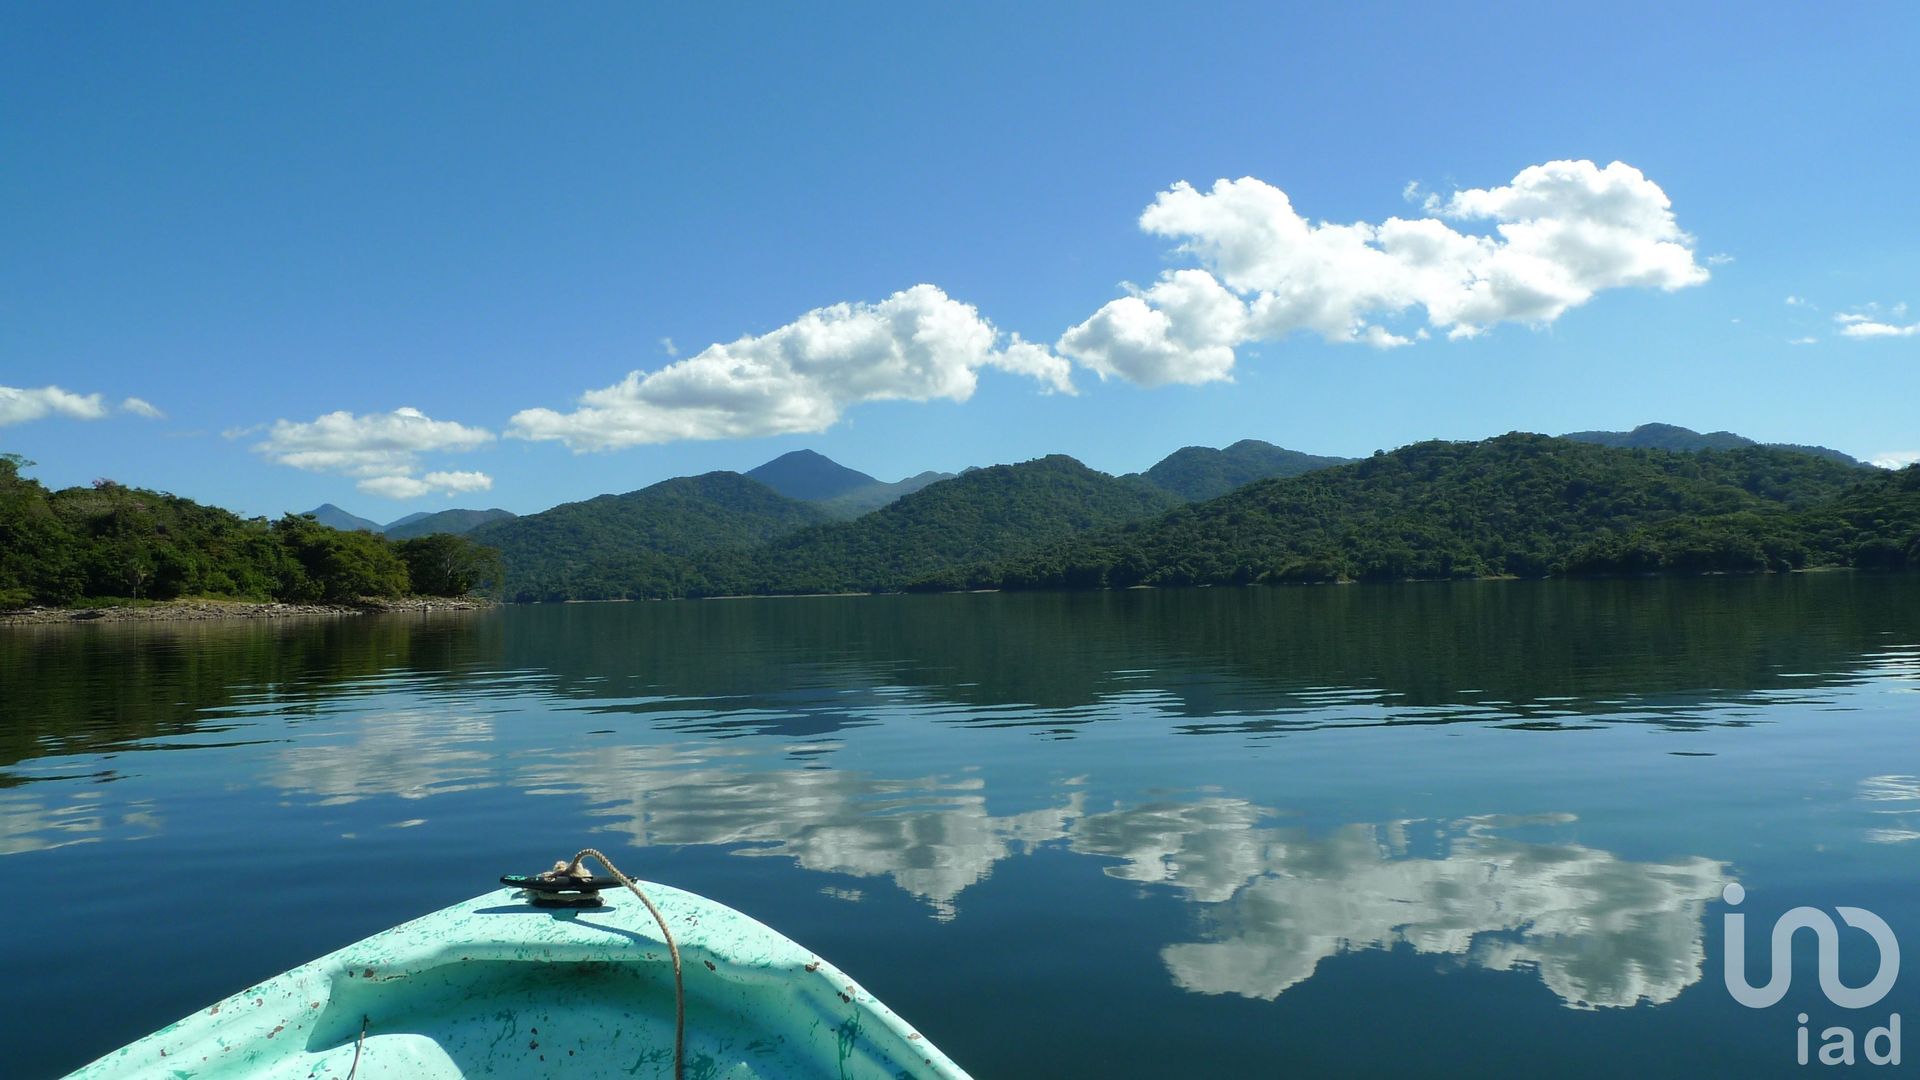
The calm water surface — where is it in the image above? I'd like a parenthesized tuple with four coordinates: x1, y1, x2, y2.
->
(3, 577, 1916, 1076)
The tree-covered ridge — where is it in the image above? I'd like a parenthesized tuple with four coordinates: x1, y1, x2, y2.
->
(1566, 464, 1920, 574)
(471, 471, 831, 602)
(383, 507, 516, 540)
(1562, 422, 1864, 466)
(700, 455, 1180, 596)
(970, 435, 1884, 590)
(1137, 439, 1356, 501)
(0, 454, 498, 607)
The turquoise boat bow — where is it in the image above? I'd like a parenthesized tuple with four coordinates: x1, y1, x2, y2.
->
(71, 876, 971, 1078)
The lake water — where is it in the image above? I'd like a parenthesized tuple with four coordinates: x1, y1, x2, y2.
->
(3, 576, 1916, 1077)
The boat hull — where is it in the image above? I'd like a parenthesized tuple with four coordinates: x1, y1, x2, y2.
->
(71, 884, 969, 1078)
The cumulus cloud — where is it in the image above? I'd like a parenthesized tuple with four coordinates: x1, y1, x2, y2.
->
(1058, 160, 1709, 385)
(120, 397, 164, 419)
(1870, 451, 1920, 470)
(255, 406, 494, 499)
(509, 284, 1074, 451)
(1057, 269, 1250, 386)
(0, 385, 111, 426)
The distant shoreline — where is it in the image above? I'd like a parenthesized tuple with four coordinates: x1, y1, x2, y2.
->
(0, 596, 495, 627)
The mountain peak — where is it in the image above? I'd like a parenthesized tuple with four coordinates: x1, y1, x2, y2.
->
(300, 504, 385, 532)
(745, 450, 881, 501)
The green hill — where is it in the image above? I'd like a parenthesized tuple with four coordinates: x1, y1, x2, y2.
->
(972, 435, 1877, 590)
(703, 455, 1180, 595)
(1137, 439, 1354, 501)
(1563, 422, 1863, 466)
(473, 471, 829, 602)
(383, 507, 517, 540)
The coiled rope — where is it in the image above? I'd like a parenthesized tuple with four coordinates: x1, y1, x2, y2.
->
(561, 848, 685, 1080)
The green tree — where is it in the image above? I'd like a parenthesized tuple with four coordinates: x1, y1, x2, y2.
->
(396, 533, 502, 596)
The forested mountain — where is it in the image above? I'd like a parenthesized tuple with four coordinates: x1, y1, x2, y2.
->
(970, 435, 1883, 590)
(471, 471, 829, 602)
(1562, 422, 1863, 466)
(303, 503, 385, 532)
(702, 456, 1179, 595)
(1137, 439, 1355, 501)
(1, 455, 494, 606)
(744, 449, 880, 501)
(383, 508, 516, 540)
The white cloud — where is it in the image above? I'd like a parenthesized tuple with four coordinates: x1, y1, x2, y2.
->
(356, 470, 494, 499)
(509, 284, 1074, 451)
(660, 337, 679, 357)
(1785, 295, 1807, 306)
(0, 385, 111, 426)
(357, 474, 434, 499)
(1706, 253, 1734, 266)
(422, 470, 492, 493)
(1058, 269, 1250, 386)
(256, 406, 494, 499)
(1870, 451, 1920, 470)
(257, 406, 494, 477)
(120, 397, 164, 419)
(1059, 160, 1708, 384)
(1788, 336, 1818, 345)
(1837, 312, 1919, 338)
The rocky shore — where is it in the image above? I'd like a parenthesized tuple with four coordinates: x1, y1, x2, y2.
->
(0, 596, 496, 626)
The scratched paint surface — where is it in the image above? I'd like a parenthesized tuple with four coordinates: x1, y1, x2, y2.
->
(70, 886, 965, 1078)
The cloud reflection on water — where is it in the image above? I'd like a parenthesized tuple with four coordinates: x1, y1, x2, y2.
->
(1072, 803, 1729, 1009)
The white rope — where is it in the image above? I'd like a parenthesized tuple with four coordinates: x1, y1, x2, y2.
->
(563, 848, 685, 1080)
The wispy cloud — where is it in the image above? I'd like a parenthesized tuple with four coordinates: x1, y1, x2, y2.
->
(1836, 302, 1918, 338)
(120, 397, 164, 419)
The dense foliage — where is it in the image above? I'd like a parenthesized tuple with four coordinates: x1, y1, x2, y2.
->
(966, 436, 1885, 590)
(0, 455, 499, 607)
(705, 456, 1180, 595)
(1138, 439, 1355, 501)
(472, 471, 832, 602)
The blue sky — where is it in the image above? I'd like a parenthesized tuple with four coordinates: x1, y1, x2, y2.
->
(3, 3, 1916, 518)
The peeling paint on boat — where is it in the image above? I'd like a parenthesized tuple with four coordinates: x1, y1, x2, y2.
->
(70, 884, 970, 1078)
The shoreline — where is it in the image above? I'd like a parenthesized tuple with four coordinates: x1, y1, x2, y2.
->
(0, 596, 495, 627)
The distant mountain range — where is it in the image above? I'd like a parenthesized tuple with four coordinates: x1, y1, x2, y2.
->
(1560, 423, 1864, 466)
(12, 421, 1912, 609)
(298, 503, 517, 537)
(287, 422, 1895, 602)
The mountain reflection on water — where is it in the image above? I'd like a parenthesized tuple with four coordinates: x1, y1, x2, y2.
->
(2, 574, 1917, 1077)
